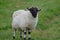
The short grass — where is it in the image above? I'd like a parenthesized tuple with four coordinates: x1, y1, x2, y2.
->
(0, 0, 60, 40)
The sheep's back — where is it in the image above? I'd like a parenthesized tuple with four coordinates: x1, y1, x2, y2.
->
(12, 10, 38, 30)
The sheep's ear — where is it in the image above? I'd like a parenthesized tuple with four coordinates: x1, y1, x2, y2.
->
(27, 8, 30, 10)
(37, 9, 41, 11)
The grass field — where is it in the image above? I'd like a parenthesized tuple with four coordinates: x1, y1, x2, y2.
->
(0, 0, 60, 40)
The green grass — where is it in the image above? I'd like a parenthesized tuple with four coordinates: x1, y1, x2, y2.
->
(0, 0, 60, 40)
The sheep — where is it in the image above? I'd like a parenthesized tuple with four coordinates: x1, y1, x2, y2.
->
(12, 7, 41, 40)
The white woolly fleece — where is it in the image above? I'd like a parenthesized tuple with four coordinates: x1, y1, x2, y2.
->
(12, 10, 38, 31)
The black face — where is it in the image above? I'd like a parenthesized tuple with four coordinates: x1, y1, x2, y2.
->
(27, 7, 41, 18)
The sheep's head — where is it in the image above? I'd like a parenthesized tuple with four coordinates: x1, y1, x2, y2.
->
(27, 7, 41, 18)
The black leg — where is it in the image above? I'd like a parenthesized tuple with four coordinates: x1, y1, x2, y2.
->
(24, 31, 26, 40)
(28, 30, 31, 40)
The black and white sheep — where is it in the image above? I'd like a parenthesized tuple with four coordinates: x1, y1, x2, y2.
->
(12, 7, 41, 40)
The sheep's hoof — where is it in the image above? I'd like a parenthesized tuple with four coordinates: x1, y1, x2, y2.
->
(24, 38, 26, 40)
(20, 36, 22, 38)
(13, 36, 15, 39)
(28, 38, 31, 40)
(20, 36, 22, 40)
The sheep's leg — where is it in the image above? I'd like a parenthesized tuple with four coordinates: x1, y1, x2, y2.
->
(13, 29, 16, 39)
(20, 31, 22, 38)
(23, 30, 26, 40)
(28, 30, 31, 40)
